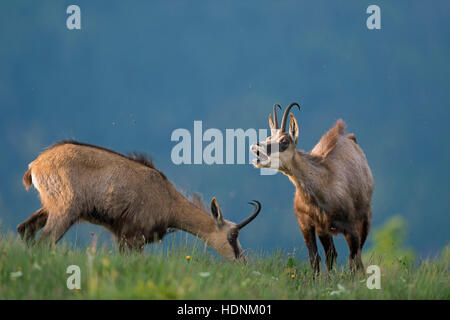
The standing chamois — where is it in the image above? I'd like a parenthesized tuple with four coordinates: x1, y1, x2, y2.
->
(18, 141, 261, 261)
(251, 103, 374, 272)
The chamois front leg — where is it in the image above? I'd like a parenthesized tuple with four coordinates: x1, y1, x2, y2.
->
(297, 216, 321, 274)
(318, 234, 337, 271)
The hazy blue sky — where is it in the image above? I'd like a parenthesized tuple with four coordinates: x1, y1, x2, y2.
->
(0, 1, 449, 258)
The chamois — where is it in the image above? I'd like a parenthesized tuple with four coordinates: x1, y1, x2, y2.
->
(18, 141, 261, 261)
(251, 103, 374, 272)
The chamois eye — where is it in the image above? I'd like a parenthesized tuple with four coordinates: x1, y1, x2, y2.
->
(280, 137, 289, 146)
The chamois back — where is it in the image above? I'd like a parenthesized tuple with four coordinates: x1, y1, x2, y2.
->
(310, 119, 348, 158)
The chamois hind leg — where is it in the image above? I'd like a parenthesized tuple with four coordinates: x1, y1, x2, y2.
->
(318, 234, 338, 271)
(359, 212, 372, 250)
(17, 208, 48, 243)
(115, 233, 145, 254)
(344, 231, 364, 273)
(36, 212, 76, 246)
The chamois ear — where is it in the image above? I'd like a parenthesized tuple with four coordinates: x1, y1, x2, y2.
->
(210, 197, 225, 227)
(289, 114, 299, 144)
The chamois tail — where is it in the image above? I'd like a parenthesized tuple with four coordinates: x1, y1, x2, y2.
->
(23, 168, 32, 190)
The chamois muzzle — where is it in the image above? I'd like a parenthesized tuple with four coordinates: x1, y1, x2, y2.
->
(237, 200, 261, 229)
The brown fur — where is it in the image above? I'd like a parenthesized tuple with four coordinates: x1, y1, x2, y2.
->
(191, 193, 208, 212)
(50, 140, 167, 179)
(290, 120, 373, 272)
(310, 119, 346, 158)
(253, 117, 373, 273)
(18, 141, 254, 261)
(346, 133, 357, 143)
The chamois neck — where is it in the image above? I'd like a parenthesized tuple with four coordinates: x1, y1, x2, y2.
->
(283, 150, 329, 197)
(171, 196, 217, 240)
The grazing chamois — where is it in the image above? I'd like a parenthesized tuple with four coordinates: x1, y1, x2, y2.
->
(250, 103, 373, 272)
(18, 141, 261, 261)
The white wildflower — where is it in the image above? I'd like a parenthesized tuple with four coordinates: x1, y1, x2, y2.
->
(10, 271, 23, 279)
(198, 272, 211, 278)
(330, 284, 347, 296)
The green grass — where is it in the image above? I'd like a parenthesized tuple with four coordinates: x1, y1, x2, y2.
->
(0, 231, 448, 299)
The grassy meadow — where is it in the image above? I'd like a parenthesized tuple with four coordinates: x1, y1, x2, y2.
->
(0, 226, 448, 300)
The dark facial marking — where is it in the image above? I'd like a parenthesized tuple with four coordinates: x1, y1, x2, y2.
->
(266, 136, 290, 155)
(227, 228, 241, 259)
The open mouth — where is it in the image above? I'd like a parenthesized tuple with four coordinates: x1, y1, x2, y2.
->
(250, 145, 270, 167)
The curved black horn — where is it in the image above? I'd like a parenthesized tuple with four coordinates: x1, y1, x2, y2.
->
(273, 104, 282, 129)
(237, 200, 261, 229)
(280, 102, 301, 132)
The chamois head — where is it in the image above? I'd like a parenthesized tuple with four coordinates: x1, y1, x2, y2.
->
(250, 102, 301, 170)
(208, 197, 261, 261)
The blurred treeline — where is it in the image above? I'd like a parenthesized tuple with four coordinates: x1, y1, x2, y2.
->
(0, 1, 449, 257)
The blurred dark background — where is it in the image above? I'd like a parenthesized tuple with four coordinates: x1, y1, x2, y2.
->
(0, 1, 449, 259)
